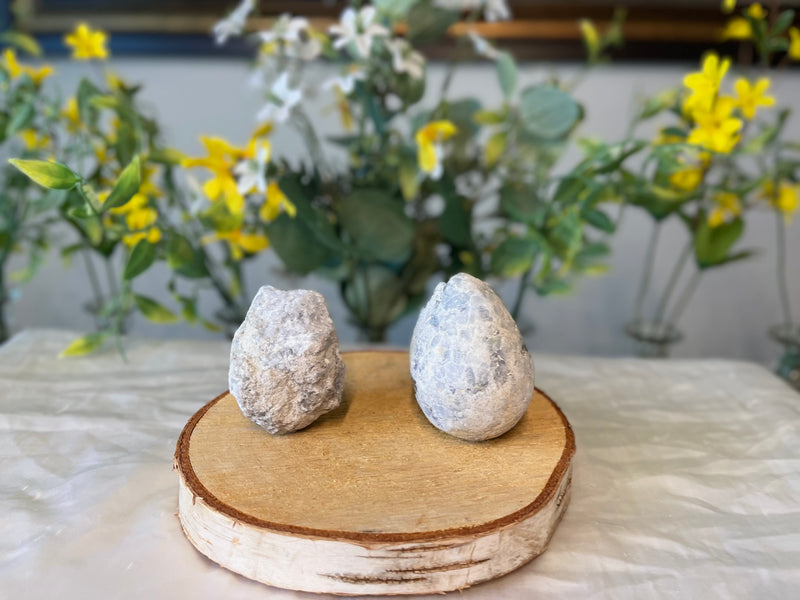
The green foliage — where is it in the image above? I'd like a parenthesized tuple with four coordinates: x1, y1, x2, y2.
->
(9, 159, 80, 190)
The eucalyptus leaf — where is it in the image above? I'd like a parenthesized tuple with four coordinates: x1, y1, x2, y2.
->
(496, 52, 518, 98)
(266, 213, 333, 274)
(339, 189, 415, 262)
(407, 0, 459, 43)
(519, 85, 581, 140)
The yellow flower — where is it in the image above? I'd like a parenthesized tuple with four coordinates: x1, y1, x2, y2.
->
(334, 88, 354, 131)
(2, 48, 53, 85)
(722, 0, 736, 14)
(62, 97, 81, 131)
(721, 17, 752, 40)
(64, 23, 109, 60)
(763, 181, 799, 221)
(687, 96, 742, 154)
(251, 121, 274, 139)
(747, 3, 765, 20)
(683, 53, 730, 118)
(789, 27, 800, 61)
(107, 191, 148, 215)
(734, 77, 774, 119)
(579, 20, 600, 57)
(216, 229, 269, 261)
(654, 128, 685, 146)
(122, 204, 161, 247)
(259, 182, 297, 222)
(415, 120, 458, 180)
(183, 136, 245, 214)
(123, 227, 162, 247)
(708, 192, 742, 227)
(18, 129, 50, 151)
(139, 164, 163, 198)
(669, 166, 704, 192)
(105, 70, 125, 91)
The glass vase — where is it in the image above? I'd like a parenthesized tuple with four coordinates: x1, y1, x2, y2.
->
(769, 324, 800, 392)
(625, 320, 683, 358)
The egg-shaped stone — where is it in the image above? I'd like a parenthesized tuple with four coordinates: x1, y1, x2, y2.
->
(229, 286, 345, 434)
(410, 273, 535, 441)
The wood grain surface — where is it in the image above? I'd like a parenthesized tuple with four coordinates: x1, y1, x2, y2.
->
(175, 350, 575, 594)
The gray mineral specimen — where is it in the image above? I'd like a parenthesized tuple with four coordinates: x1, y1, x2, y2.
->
(410, 273, 535, 441)
(229, 286, 345, 434)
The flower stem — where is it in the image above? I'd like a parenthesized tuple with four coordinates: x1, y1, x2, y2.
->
(511, 263, 534, 322)
(634, 220, 661, 322)
(668, 269, 701, 326)
(81, 249, 105, 324)
(775, 210, 793, 327)
(653, 237, 693, 326)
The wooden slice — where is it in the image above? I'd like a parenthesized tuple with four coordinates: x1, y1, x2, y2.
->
(175, 350, 575, 595)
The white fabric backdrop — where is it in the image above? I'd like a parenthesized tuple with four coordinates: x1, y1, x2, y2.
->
(2, 330, 799, 598)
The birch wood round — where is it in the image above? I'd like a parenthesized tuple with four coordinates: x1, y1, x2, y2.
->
(175, 350, 575, 595)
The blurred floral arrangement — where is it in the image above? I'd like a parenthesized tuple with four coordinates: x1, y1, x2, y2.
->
(616, 0, 800, 358)
(5, 0, 798, 373)
(3, 24, 277, 355)
(6, 0, 625, 352)
(195, 0, 625, 341)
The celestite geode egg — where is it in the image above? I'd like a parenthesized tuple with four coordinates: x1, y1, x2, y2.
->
(410, 273, 535, 441)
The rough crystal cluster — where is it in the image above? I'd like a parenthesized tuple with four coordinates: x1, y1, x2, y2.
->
(229, 286, 345, 434)
(410, 273, 535, 441)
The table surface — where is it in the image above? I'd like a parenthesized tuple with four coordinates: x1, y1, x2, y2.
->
(2, 329, 799, 599)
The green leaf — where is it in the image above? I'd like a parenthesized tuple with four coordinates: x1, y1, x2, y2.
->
(474, 109, 506, 125)
(500, 183, 545, 225)
(439, 194, 472, 247)
(60, 332, 106, 357)
(8, 159, 80, 190)
(343, 265, 407, 329)
(166, 234, 209, 279)
(772, 9, 795, 35)
(7, 102, 34, 134)
(582, 207, 615, 233)
(339, 189, 415, 262)
(115, 121, 137, 167)
(266, 213, 332, 274)
(491, 236, 539, 277)
(123, 239, 157, 280)
(519, 85, 581, 140)
(0, 31, 43, 56)
(694, 216, 744, 269)
(77, 78, 101, 127)
(496, 52, 518, 98)
(67, 203, 94, 220)
(548, 209, 582, 261)
(103, 156, 141, 212)
(406, 0, 459, 43)
(134, 294, 178, 324)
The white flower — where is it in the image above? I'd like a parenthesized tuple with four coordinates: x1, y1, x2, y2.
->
(323, 66, 366, 94)
(329, 6, 389, 58)
(386, 38, 425, 79)
(233, 142, 271, 195)
(260, 14, 321, 60)
(483, 0, 511, 22)
(467, 31, 501, 60)
(257, 73, 303, 123)
(212, 0, 255, 45)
